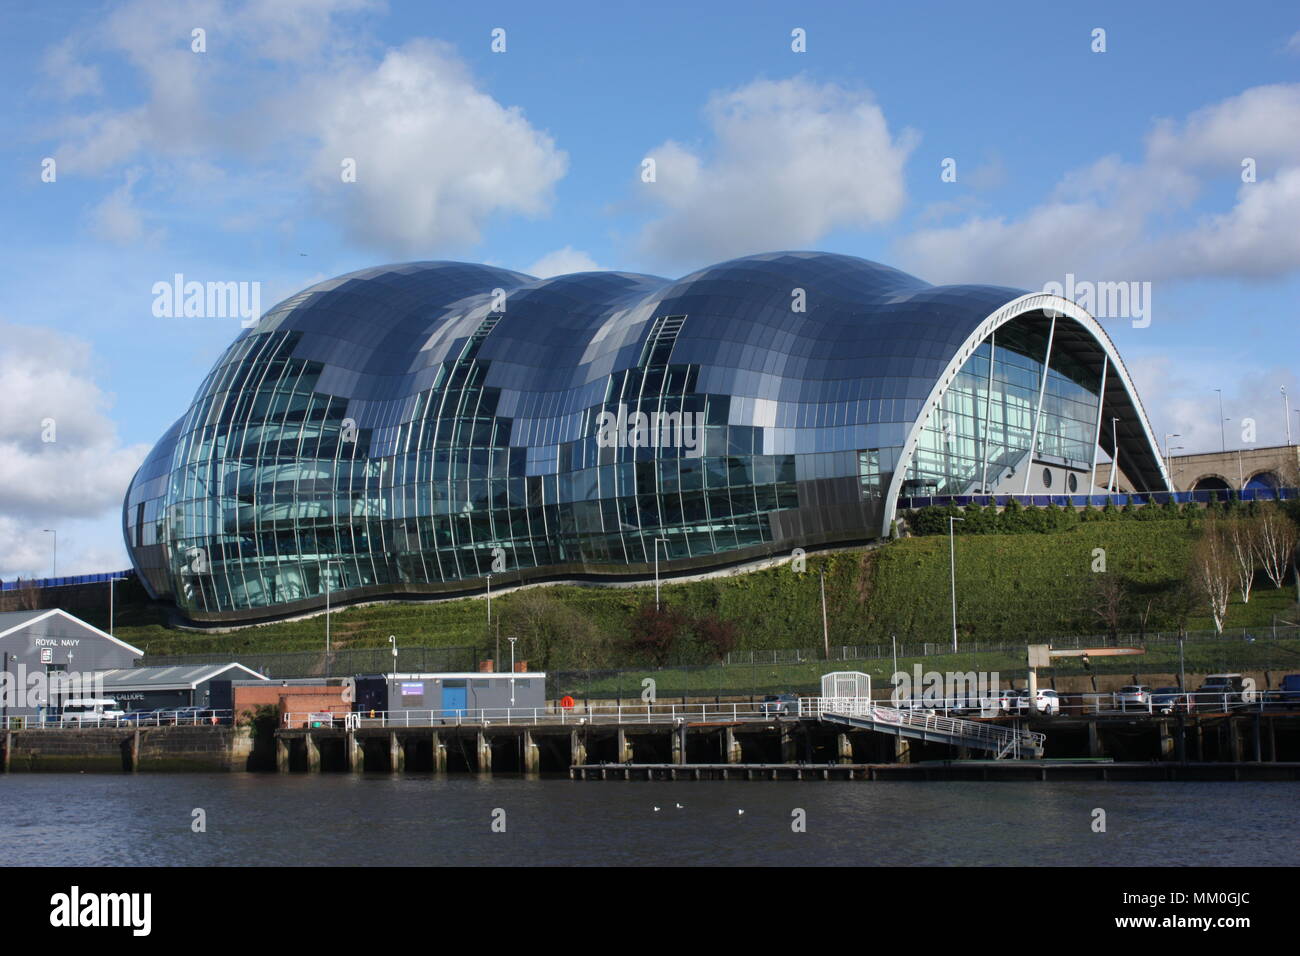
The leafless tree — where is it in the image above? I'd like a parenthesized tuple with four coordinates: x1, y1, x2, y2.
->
(501, 589, 611, 671)
(1089, 573, 1126, 644)
(1254, 503, 1299, 590)
(1191, 517, 1234, 633)
(1225, 516, 1259, 604)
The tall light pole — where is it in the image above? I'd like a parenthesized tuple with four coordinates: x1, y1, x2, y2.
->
(107, 576, 126, 635)
(653, 537, 669, 611)
(1284, 386, 1293, 446)
(949, 516, 965, 652)
(41, 529, 56, 578)
(388, 635, 397, 711)
(1215, 388, 1226, 452)
(1108, 418, 1120, 492)
(322, 559, 344, 677)
(819, 569, 830, 660)
(508, 636, 518, 707)
(1163, 434, 1182, 492)
(485, 572, 492, 651)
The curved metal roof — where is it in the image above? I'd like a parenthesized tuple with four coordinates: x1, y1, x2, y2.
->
(124, 251, 1169, 620)
(241, 251, 1027, 415)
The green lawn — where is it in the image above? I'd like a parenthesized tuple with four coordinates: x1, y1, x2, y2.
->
(107, 519, 1298, 679)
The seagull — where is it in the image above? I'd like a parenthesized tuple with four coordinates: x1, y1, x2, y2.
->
(653, 806, 660, 812)
(737, 809, 745, 816)
(675, 802, 684, 809)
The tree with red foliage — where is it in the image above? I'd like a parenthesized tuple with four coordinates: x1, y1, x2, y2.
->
(627, 603, 687, 667)
(694, 613, 739, 662)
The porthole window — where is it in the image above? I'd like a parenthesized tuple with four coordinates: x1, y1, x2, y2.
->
(1042, 467, 1053, 489)
(1068, 472, 1079, 493)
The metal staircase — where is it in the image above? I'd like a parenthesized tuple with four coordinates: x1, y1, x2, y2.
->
(801, 697, 1044, 759)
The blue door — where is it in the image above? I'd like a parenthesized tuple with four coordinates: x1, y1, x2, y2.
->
(443, 683, 467, 717)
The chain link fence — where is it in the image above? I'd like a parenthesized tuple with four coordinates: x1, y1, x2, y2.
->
(722, 624, 1300, 667)
(138, 625, 1300, 695)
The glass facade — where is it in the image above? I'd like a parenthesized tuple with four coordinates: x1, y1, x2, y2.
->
(123, 252, 1162, 622)
(910, 321, 1103, 495)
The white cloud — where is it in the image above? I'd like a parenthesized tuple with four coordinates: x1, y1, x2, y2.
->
(88, 168, 157, 244)
(526, 246, 602, 278)
(1124, 351, 1298, 455)
(896, 83, 1300, 289)
(635, 77, 917, 266)
(1287, 31, 1300, 54)
(0, 324, 151, 578)
(309, 41, 568, 254)
(44, 2, 567, 255)
(40, 37, 103, 99)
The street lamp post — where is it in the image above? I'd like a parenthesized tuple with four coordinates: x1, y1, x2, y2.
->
(948, 516, 965, 652)
(1109, 418, 1120, 492)
(41, 529, 56, 578)
(1284, 386, 1293, 446)
(322, 559, 344, 677)
(819, 569, 830, 660)
(653, 537, 669, 612)
(1163, 434, 1182, 492)
(388, 635, 397, 711)
(508, 636, 518, 708)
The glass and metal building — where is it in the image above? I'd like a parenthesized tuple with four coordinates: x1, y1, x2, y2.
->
(123, 252, 1170, 623)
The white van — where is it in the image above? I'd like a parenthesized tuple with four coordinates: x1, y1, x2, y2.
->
(60, 698, 126, 726)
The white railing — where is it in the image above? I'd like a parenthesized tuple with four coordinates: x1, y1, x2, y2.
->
(3, 709, 233, 730)
(282, 688, 1297, 730)
(861, 689, 1293, 718)
(800, 696, 1045, 758)
(284, 702, 783, 729)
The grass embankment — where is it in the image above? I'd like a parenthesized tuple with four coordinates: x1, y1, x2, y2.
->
(557, 636, 1300, 700)
(114, 519, 1298, 670)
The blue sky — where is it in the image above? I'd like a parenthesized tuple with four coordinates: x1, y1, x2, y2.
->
(1, 0, 1298, 576)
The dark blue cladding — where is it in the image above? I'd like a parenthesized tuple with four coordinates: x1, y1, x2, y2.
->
(123, 251, 1159, 623)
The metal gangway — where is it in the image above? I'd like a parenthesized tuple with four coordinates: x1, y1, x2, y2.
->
(800, 696, 1046, 759)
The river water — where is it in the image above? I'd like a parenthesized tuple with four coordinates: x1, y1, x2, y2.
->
(0, 774, 1294, 866)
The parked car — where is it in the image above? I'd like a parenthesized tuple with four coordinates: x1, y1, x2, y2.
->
(999, 688, 1026, 713)
(1150, 687, 1187, 714)
(759, 693, 799, 716)
(1007, 688, 1061, 716)
(1032, 689, 1062, 716)
(60, 698, 126, 725)
(897, 695, 938, 713)
(1195, 673, 1246, 710)
(171, 706, 208, 724)
(1116, 685, 1152, 710)
(1277, 675, 1300, 709)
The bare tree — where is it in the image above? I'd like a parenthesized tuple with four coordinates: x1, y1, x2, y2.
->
(1089, 573, 1126, 644)
(1225, 516, 1259, 604)
(1255, 503, 1299, 590)
(1191, 517, 1234, 633)
(501, 590, 611, 671)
